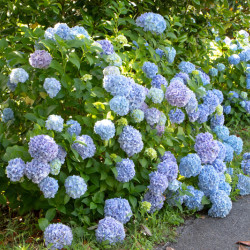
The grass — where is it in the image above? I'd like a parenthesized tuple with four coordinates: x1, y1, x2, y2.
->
(0, 125, 249, 250)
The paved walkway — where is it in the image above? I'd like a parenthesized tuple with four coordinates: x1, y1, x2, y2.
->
(156, 195, 250, 250)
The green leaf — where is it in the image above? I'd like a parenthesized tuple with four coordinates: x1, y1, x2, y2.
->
(50, 60, 64, 75)
(139, 158, 148, 168)
(90, 202, 97, 209)
(201, 196, 211, 205)
(129, 195, 137, 209)
(3, 145, 30, 162)
(69, 52, 80, 69)
(45, 208, 56, 221)
(38, 218, 49, 231)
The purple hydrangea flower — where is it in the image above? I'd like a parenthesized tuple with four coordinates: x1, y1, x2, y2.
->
(157, 160, 178, 182)
(203, 90, 220, 114)
(6, 158, 26, 182)
(169, 108, 185, 124)
(175, 72, 190, 85)
(148, 171, 168, 194)
(116, 158, 135, 182)
(151, 74, 168, 89)
(29, 50, 52, 69)
(185, 92, 198, 114)
(97, 40, 114, 55)
(57, 145, 67, 164)
(160, 151, 177, 163)
(144, 108, 161, 126)
(198, 70, 210, 86)
(197, 104, 210, 123)
(143, 191, 166, 213)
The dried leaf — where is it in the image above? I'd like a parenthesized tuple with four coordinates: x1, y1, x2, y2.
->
(87, 225, 98, 230)
(236, 241, 250, 246)
(141, 224, 152, 236)
(238, 245, 248, 250)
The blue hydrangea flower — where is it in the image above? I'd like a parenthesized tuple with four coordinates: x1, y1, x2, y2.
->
(226, 167, 234, 176)
(9, 68, 29, 84)
(194, 132, 219, 164)
(49, 158, 62, 175)
(97, 40, 114, 55)
(228, 54, 240, 65)
(240, 101, 246, 108)
(7, 78, 17, 91)
(72, 135, 96, 160)
(203, 90, 220, 114)
(142, 62, 158, 78)
(103, 66, 120, 76)
(43, 78, 61, 98)
(175, 72, 190, 85)
(198, 70, 210, 86)
(39, 177, 59, 198)
(237, 174, 250, 195)
(230, 44, 238, 51)
(44, 27, 56, 40)
(178, 61, 196, 74)
(46, 115, 64, 132)
(212, 89, 223, 104)
(116, 158, 135, 183)
(212, 159, 226, 173)
(44, 223, 73, 249)
(155, 48, 164, 57)
(131, 109, 144, 123)
(238, 30, 249, 38)
(6, 158, 26, 182)
(94, 119, 115, 140)
(57, 145, 67, 164)
(155, 125, 165, 136)
(165, 47, 176, 63)
(151, 74, 168, 89)
(160, 151, 177, 163)
(213, 125, 230, 141)
(179, 153, 202, 178)
(243, 152, 250, 160)
(157, 160, 178, 182)
(223, 143, 234, 162)
(118, 126, 143, 157)
(217, 63, 225, 71)
(209, 68, 218, 76)
(1, 108, 14, 123)
(218, 180, 231, 196)
(96, 217, 125, 244)
(165, 80, 192, 107)
(223, 36, 231, 45)
(66, 119, 81, 136)
(29, 50, 52, 69)
(104, 198, 132, 224)
(28, 135, 58, 162)
(106, 53, 122, 67)
(70, 25, 90, 40)
(198, 104, 210, 124)
(136, 12, 166, 34)
(241, 159, 250, 175)
(144, 108, 161, 126)
(169, 108, 185, 124)
(208, 190, 232, 218)
(188, 109, 200, 122)
(143, 191, 165, 213)
(65, 175, 87, 199)
(109, 96, 130, 116)
(165, 189, 185, 207)
(223, 105, 231, 114)
(138, 102, 148, 113)
(224, 135, 243, 155)
(228, 91, 239, 102)
(215, 140, 226, 161)
(239, 49, 250, 62)
(210, 114, 224, 130)
(185, 92, 198, 114)
(198, 165, 220, 196)
(184, 186, 204, 211)
(53, 23, 71, 40)
(148, 87, 164, 103)
(168, 180, 181, 192)
(148, 171, 168, 195)
(25, 159, 50, 184)
(240, 91, 247, 100)
(245, 101, 250, 113)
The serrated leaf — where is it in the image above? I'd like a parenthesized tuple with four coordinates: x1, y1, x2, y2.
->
(38, 218, 49, 231)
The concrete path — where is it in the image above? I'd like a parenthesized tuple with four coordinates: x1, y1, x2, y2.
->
(156, 195, 250, 250)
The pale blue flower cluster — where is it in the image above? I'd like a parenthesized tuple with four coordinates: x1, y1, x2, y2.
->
(209, 68, 218, 76)
(97, 40, 114, 55)
(213, 125, 230, 141)
(198, 70, 210, 86)
(45, 23, 71, 40)
(103, 66, 120, 76)
(223, 105, 231, 114)
(239, 49, 250, 62)
(29, 50, 52, 69)
(210, 114, 224, 130)
(224, 135, 243, 155)
(223, 143, 234, 162)
(241, 158, 250, 175)
(106, 53, 122, 67)
(165, 189, 185, 207)
(64, 175, 87, 199)
(238, 30, 249, 38)
(218, 180, 231, 195)
(169, 108, 185, 124)
(160, 151, 177, 163)
(165, 47, 176, 63)
(215, 141, 226, 161)
(6, 158, 26, 182)
(178, 61, 195, 74)
(198, 165, 219, 196)
(7, 79, 18, 91)
(148, 171, 168, 195)
(9, 68, 29, 85)
(104, 198, 132, 224)
(175, 72, 190, 84)
(145, 108, 161, 126)
(194, 132, 219, 164)
(49, 158, 62, 175)
(165, 80, 192, 107)
(208, 190, 232, 218)
(57, 145, 67, 164)
(143, 191, 165, 213)
(28, 135, 58, 162)
(44, 223, 73, 249)
(179, 153, 202, 178)
(116, 158, 135, 183)
(148, 87, 164, 103)
(184, 186, 204, 211)
(168, 180, 181, 192)
(66, 119, 81, 136)
(237, 174, 250, 195)
(142, 61, 158, 78)
(203, 90, 220, 114)
(109, 96, 130, 116)
(228, 54, 240, 65)
(245, 101, 250, 113)
(46, 115, 64, 132)
(136, 12, 167, 34)
(70, 25, 90, 40)
(217, 63, 225, 71)
(94, 119, 115, 140)
(1, 108, 14, 123)
(157, 160, 178, 182)
(212, 89, 224, 104)
(228, 91, 239, 101)
(131, 109, 144, 123)
(212, 159, 226, 173)
(96, 217, 125, 244)
(72, 135, 96, 160)
(151, 74, 168, 89)
(39, 177, 59, 198)
(25, 159, 50, 184)
(118, 126, 143, 157)
(185, 92, 198, 114)
(43, 78, 61, 98)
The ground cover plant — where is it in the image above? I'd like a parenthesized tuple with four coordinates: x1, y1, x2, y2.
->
(0, 0, 250, 249)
